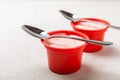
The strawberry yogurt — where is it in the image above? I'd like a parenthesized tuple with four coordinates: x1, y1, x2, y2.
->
(76, 21, 107, 30)
(46, 35, 85, 48)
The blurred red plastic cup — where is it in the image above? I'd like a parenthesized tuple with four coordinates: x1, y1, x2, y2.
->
(41, 30, 88, 74)
(71, 18, 109, 52)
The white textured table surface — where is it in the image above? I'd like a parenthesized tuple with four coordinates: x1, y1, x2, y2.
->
(0, 1, 120, 80)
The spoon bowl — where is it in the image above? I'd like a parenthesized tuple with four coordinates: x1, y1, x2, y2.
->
(59, 10, 79, 22)
(22, 25, 49, 39)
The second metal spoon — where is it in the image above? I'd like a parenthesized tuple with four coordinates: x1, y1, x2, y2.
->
(59, 10, 120, 30)
(22, 25, 113, 46)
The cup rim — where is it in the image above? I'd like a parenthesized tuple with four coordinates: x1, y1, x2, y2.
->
(41, 30, 89, 51)
(71, 18, 109, 32)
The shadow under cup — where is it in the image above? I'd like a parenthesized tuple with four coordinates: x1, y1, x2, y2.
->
(71, 18, 109, 52)
(41, 30, 88, 74)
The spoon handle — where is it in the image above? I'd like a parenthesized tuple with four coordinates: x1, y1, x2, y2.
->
(49, 36, 113, 46)
(82, 20, 120, 30)
(74, 37, 113, 46)
(109, 24, 120, 30)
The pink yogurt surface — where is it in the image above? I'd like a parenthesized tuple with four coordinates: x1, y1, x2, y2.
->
(46, 34, 85, 48)
(76, 21, 107, 30)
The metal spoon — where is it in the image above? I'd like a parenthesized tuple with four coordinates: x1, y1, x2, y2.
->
(59, 10, 120, 30)
(22, 25, 113, 46)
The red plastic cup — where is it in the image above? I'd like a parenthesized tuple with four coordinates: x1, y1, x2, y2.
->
(41, 30, 88, 74)
(71, 18, 109, 52)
